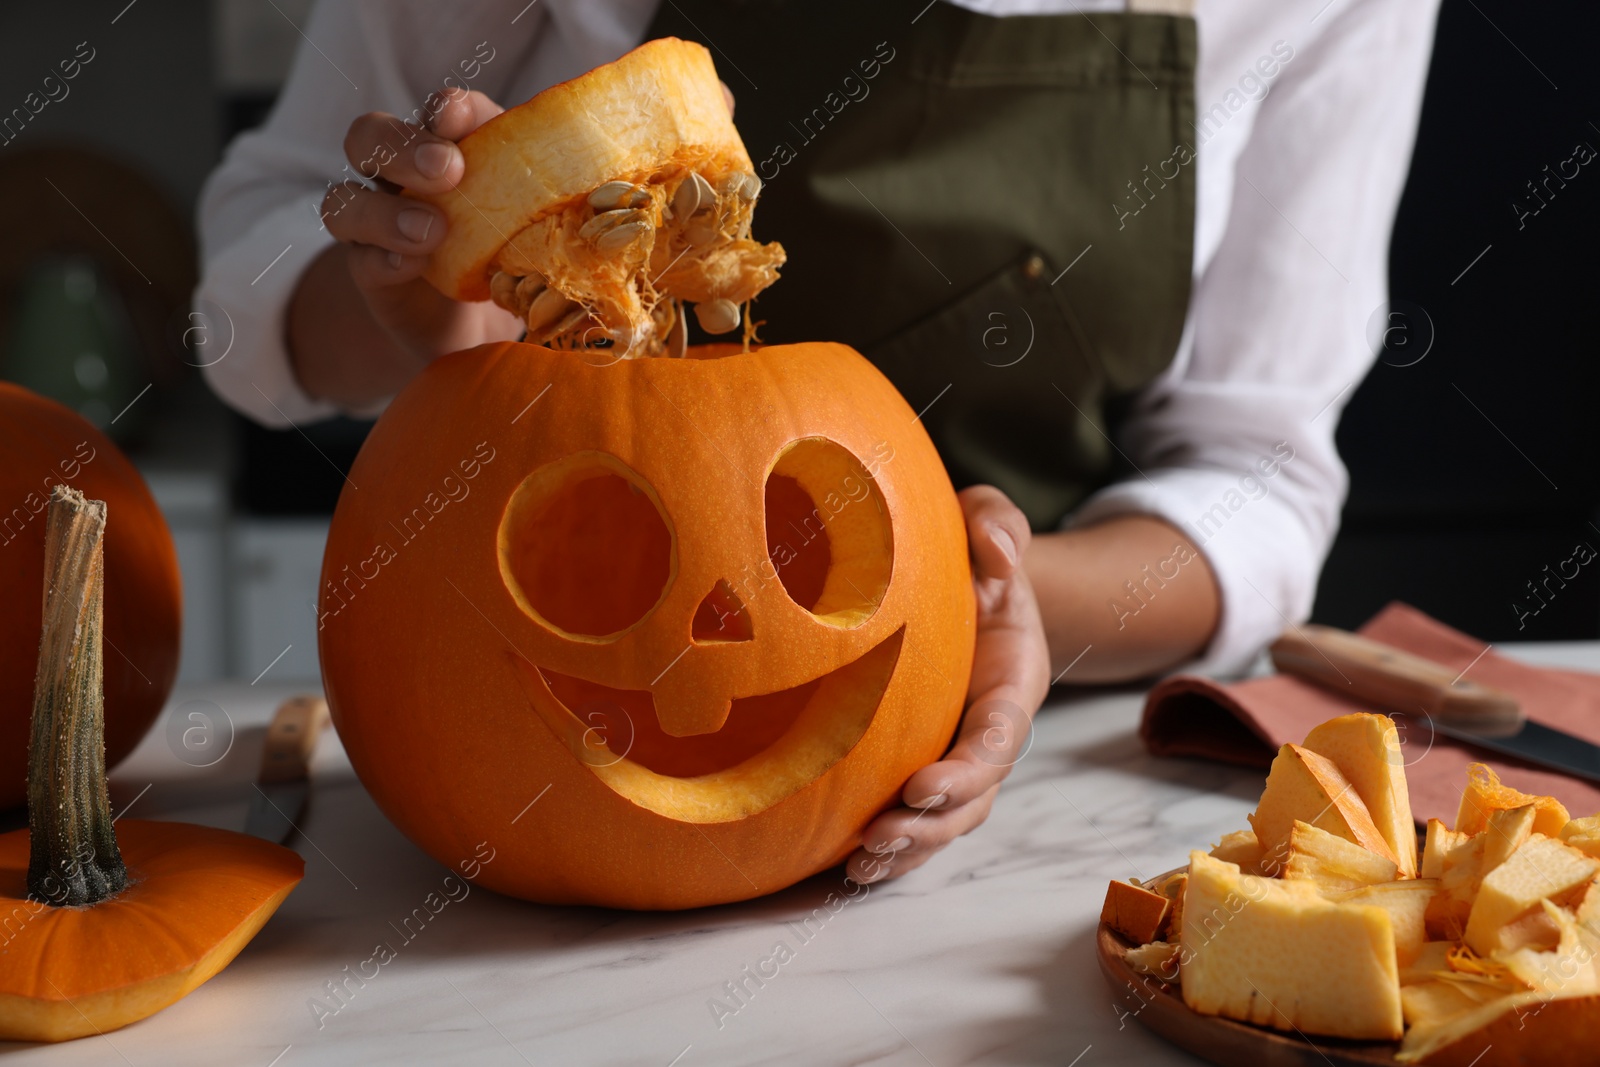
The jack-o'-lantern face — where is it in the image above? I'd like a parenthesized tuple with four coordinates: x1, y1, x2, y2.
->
(320, 341, 974, 910)
(500, 436, 904, 823)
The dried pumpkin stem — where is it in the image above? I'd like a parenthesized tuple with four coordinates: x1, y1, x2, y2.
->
(26, 485, 128, 907)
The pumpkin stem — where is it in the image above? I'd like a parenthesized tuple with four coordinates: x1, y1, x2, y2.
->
(26, 485, 128, 907)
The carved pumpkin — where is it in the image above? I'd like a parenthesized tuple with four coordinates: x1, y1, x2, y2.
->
(0, 383, 180, 809)
(319, 340, 975, 908)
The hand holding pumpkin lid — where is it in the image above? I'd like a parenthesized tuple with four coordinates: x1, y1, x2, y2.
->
(412, 37, 786, 357)
(0, 487, 302, 1043)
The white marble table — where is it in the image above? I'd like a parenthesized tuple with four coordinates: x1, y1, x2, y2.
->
(13, 641, 1598, 1067)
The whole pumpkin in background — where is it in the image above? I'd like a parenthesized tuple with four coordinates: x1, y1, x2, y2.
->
(0, 383, 181, 808)
(319, 340, 974, 908)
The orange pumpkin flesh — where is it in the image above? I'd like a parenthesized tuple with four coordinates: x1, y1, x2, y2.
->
(319, 340, 975, 909)
(0, 820, 303, 1043)
(0, 384, 181, 810)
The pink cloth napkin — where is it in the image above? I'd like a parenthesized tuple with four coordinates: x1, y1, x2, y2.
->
(1140, 602, 1600, 825)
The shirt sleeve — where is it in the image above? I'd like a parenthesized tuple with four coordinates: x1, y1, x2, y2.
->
(1070, 0, 1442, 676)
(192, 1, 550, 427)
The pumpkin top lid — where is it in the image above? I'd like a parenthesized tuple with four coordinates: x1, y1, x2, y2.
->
(415, 37, 785, 359)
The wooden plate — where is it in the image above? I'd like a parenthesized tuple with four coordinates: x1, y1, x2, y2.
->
(1095, 867, 1405, 1066)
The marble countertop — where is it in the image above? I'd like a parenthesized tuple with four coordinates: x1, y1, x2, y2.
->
(13, 641, 1599, 1067)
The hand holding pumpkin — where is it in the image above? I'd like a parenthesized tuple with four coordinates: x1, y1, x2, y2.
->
(848, 486, 1051, 884)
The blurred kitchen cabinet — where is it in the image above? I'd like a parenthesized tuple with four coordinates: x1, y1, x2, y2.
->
(228, 518, 328, 683)
(139, 466, 229, 682)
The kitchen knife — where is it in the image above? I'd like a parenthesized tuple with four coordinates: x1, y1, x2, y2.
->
(1269, 624, 1600, 784)
(244, 695, 332, 843)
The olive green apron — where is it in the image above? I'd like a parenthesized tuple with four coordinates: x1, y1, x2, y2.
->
(646, 0, 1196, 530)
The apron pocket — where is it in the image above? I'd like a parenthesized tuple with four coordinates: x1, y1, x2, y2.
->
(867, 250, 1116, 530)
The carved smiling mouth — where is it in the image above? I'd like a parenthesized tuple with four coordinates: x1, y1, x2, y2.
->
(513, 628, 903, 823)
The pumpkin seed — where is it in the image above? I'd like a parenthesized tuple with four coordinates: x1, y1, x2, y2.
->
(525, 288, 574, 334)
(664, 300, 687, 358)
(545, 305, 591, 340)
(694, 298, 741, 335)
(578, 208, 635, 241)
(673, 171, 717, 219)
(490, 271, 519, 308)
(513, 273, 546, 308)
(733, 173, 761, 202)
(594, 219, 652, 254)
(587, 181, 650, 211)
(579, 208, 652, 253)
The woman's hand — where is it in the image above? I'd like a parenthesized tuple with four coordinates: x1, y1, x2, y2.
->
(845, 485, 1051, 884)
(289, 88, 523, 407)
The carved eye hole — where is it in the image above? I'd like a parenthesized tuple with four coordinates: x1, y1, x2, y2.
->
(499, 453, 674, 641)
(763, 438, 893, 628)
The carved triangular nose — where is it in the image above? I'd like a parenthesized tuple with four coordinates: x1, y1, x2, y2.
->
(691, 579, 752, 643)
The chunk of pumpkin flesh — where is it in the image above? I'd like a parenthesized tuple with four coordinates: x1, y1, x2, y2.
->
(1284, 819, 1399, 891)
(0, 820, 303, 1043)
(1208, 829, 1265, 874)
(1396, 989, 1600, 1066)
(1124, 940, 1181, 980)
(1422, 818, 1469, 879)
(1302, 713, 1418, 878)
(1465, 835, 1600, 956)
(1179, 851, 1403, 1040)
(1248, 743, 1398, 873)
(1332, 880, 1438, 967)
(1401, 974, 1512, 1030)
(1494, 899, 1600, 995)
(1455, 763, 1569, 838)
(1559, 814, 1600, 862)
(1102, 879, 1171, 945)
(1427, 805, 1538, 942)
(1399, 940, 1456, 986)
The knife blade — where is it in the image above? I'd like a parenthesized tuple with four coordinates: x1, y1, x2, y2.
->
(244, 695, 331, 843)
(1268, 624, 1600, 784)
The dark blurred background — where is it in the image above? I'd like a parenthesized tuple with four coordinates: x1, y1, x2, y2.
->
(0, 0, 1594, 682)
(1311, 0, 1600, 643)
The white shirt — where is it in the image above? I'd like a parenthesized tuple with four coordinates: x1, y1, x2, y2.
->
(194, 0, 1441, 675)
